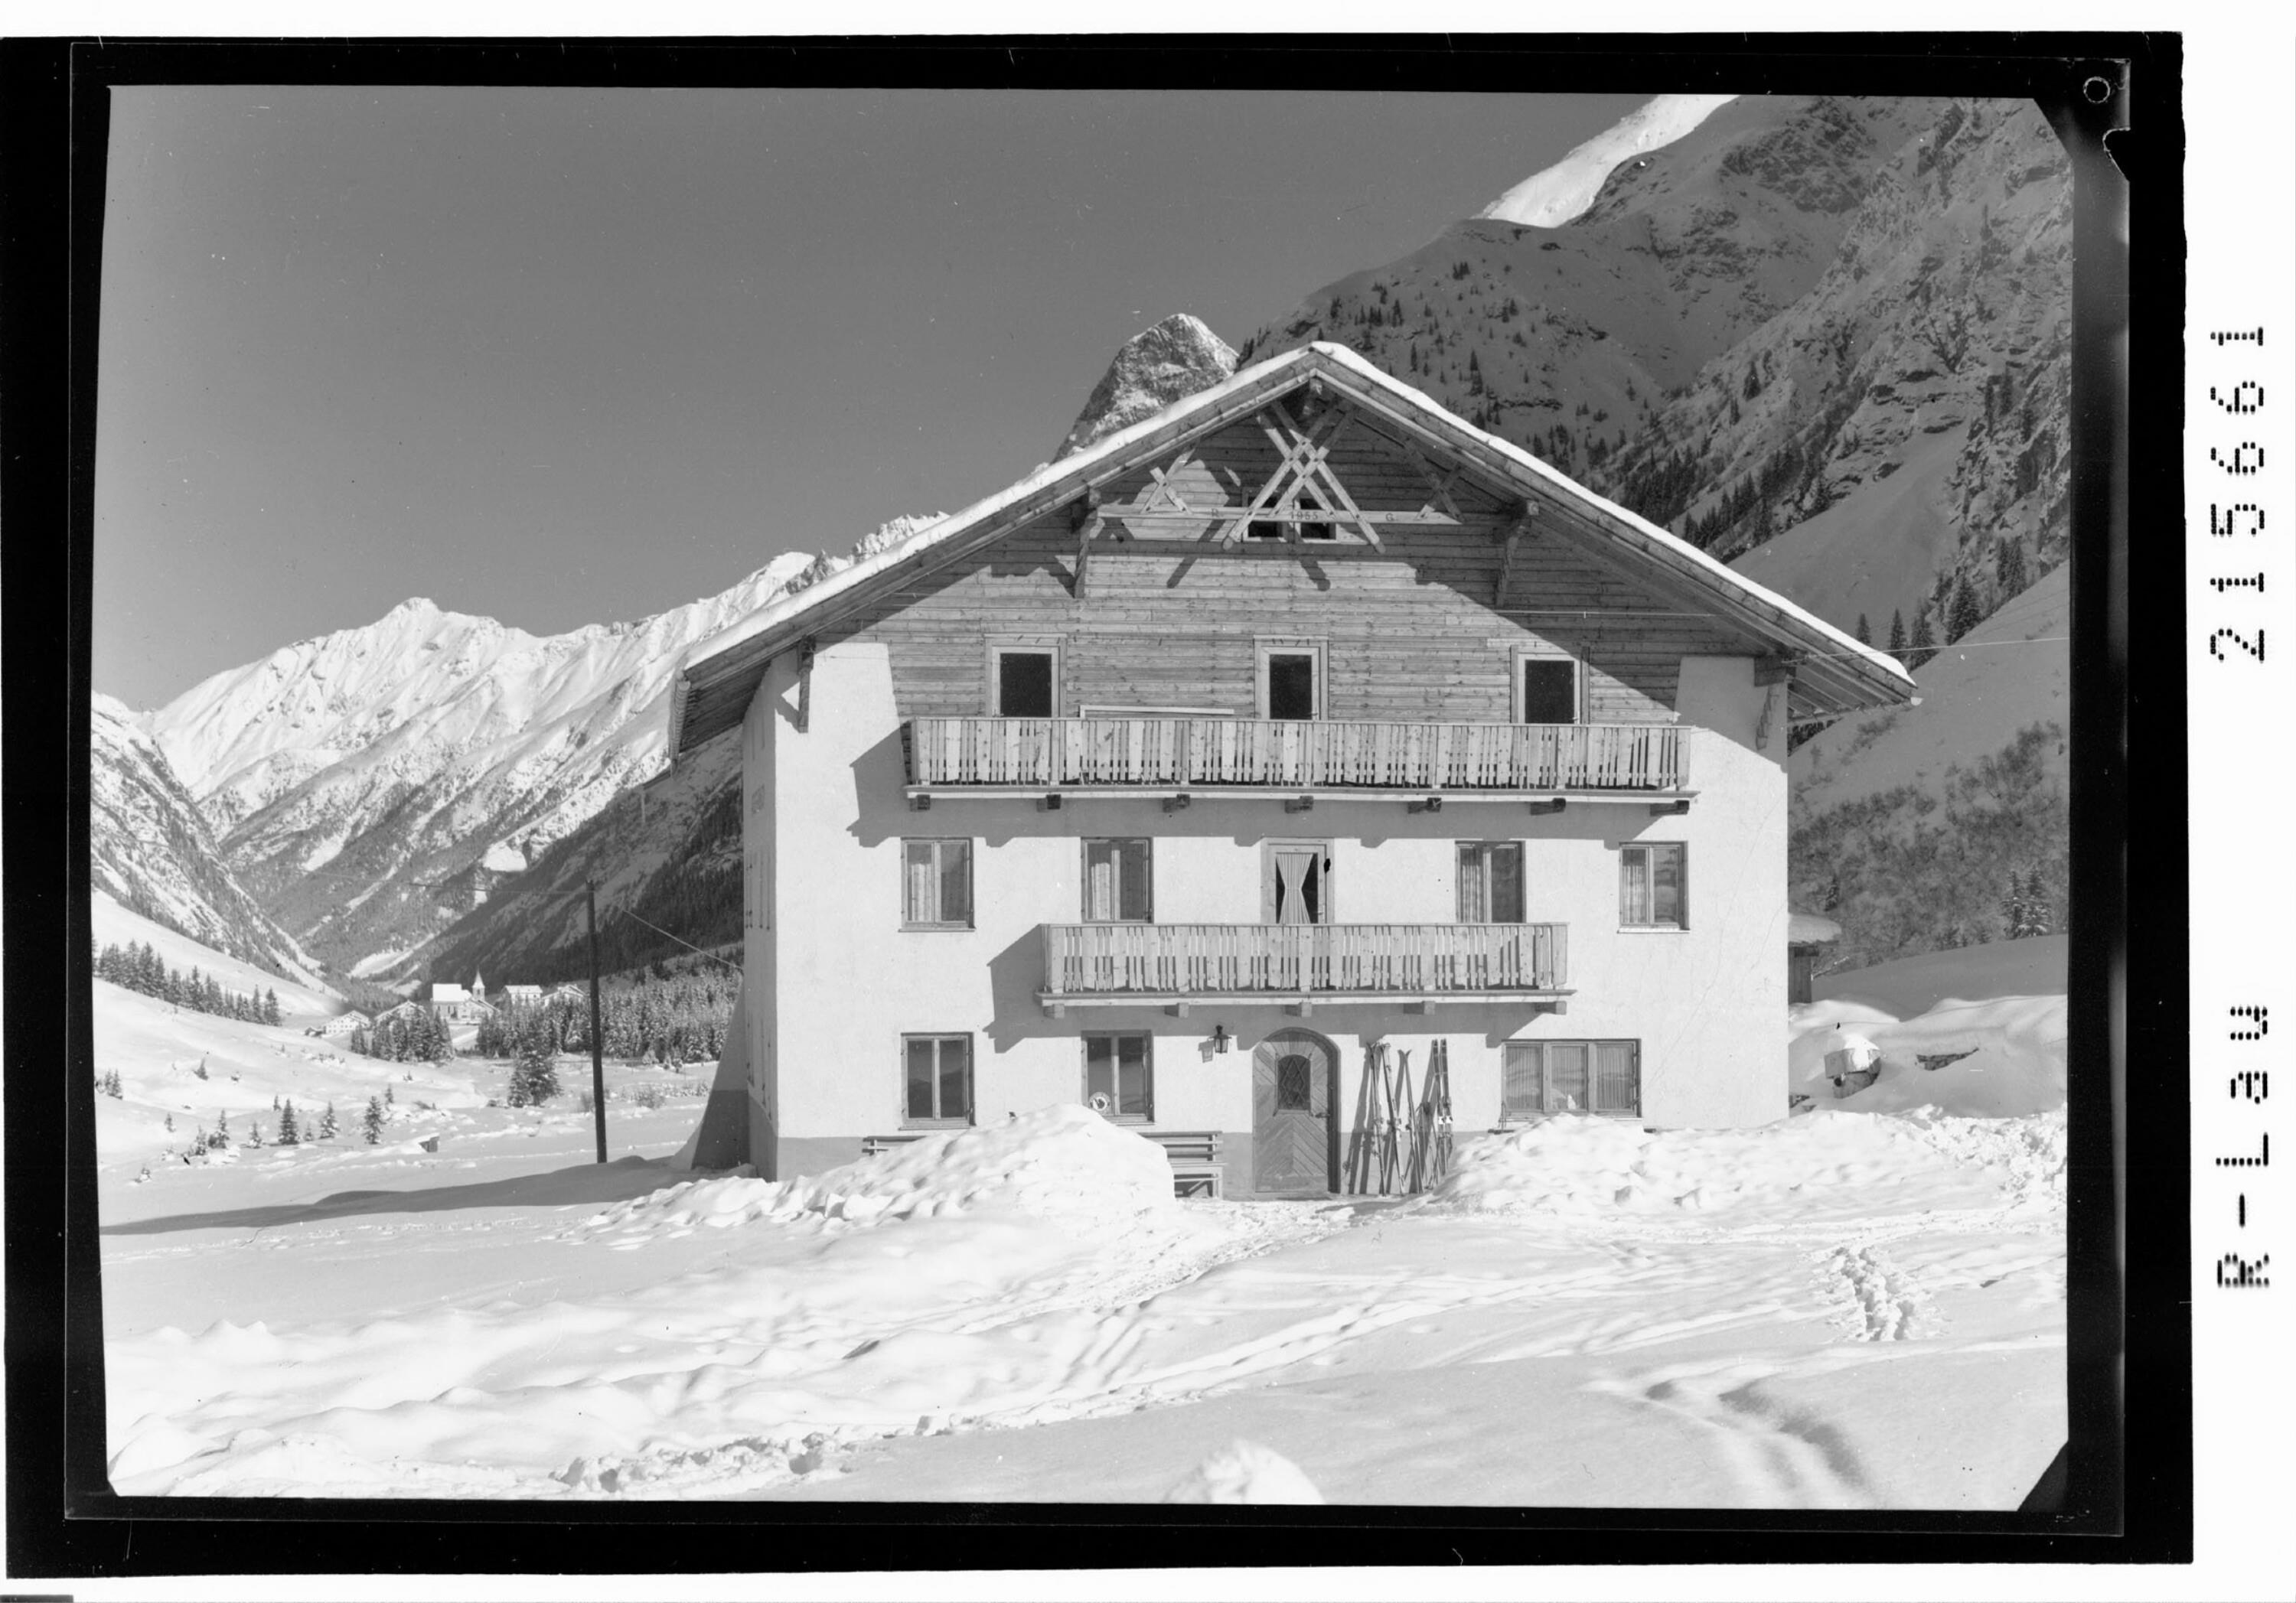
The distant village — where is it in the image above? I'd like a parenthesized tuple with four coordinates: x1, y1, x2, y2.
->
(308, 973, 588, 1039)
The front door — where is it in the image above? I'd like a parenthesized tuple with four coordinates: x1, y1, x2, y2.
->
(1253, 1028, 1336, 1195)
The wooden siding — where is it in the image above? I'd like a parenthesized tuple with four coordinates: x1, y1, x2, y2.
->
(824, 402, 1749, 725)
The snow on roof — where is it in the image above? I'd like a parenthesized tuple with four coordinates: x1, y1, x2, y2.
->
(671, 342, 1912, 756)
(1789, 911, 1845, 946)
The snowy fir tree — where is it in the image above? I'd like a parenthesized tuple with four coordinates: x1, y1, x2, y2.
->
(263, 989, 281, 1027)
(362, 1096, 386, 1145)
(1997, 536, 2028, 597)
(1907, 608, 1938, 670)
(319, 1102, 339, 1139)
(1888, 608, 1907, 655)
(506, 1038, 561, 1108)
(1854, 613, 1871, 645)
(1945, 576, 1985, 643)
(278, 1101, 300, 1145)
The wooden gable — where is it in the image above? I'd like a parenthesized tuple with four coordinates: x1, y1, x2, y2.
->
(822, 386, 1750, 725)
(670, 344, 1913, 754)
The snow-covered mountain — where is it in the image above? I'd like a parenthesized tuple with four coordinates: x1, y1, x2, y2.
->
(90, 692, 331, 991)
(1478, 94, 1739, 228)
(1245, 95, 2071, 648)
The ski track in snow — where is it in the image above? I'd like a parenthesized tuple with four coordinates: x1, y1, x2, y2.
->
(103, 1096, 2067, 1503)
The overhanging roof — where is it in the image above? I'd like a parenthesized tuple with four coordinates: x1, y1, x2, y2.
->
(668, 343, 1916, 758)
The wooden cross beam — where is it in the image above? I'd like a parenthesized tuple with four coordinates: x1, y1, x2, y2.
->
(1494, 500, 1538, 609)
(1071, 490, 1104, 599)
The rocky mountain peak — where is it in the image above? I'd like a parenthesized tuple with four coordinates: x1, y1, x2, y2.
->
(1055, 314, 1239, 460)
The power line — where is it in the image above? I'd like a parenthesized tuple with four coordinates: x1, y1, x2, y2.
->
(611, 906, 743, 974)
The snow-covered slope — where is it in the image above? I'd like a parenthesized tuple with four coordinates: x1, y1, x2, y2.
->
(1793, 564, 2068, 816)
(1250, 96, 2071, 649)
(1786, 569, 2069, 968)
(1478, 94, 1738, 228)
(92, 893, 344, 1020)
(90, 693, 330, 990)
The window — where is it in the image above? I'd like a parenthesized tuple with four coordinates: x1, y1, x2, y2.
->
(1518, 653, 1580, 724)
(1619, 842, 1687, 927)
(1082, 839, 1152, 923)
(1257, 640, 1325, 722)
(994, 649, 1055, 718)
(1274, 1052, 1315, 1111)
(1251, 490, 1334, 542)
(1502, 1040, 1640, 1117)
(902, 839, 974, 928)
(904, 1034, 973, 1125)
(1264, 841, 1332, 925)
(1456, 842, 1525, 924)
(1084, 1034, 1153, 1120)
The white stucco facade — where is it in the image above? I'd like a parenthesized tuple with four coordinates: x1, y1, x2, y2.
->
(731, 638, 1789, 1188)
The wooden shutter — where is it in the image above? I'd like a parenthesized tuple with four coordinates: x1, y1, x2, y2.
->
(1492, 842, 1525, 924)
(1457, 845, 1486, 922)
(1120, 839, 1152, 921)
(939, 841, 972, 926)
(905, 841, 936, 924)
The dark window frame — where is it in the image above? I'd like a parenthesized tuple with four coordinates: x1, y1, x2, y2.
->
(1618, 841, 1688, 930)
(1081, 838, 1154, 924)
(1081, 1032, 1155, 1123)
(1501, 1039, 1642, 1118)
(1512, 646, 1583, 725)
(902, 1033, 975, 1127)
(1456, 840, 1527, 924)
(902, 837, 975, 930)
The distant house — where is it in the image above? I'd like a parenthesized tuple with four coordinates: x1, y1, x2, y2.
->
(1787, 911, 1844, 1005)
(315, 1010, 372, 1038)
(502, 983, 545, 1008)
(545, 982, 589, 1008)
(375, 999, 427, 1026)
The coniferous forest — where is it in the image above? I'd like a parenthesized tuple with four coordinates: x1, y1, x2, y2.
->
(92, 940, 281, 1027)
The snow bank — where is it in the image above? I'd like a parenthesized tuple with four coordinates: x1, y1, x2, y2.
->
(1479, 94, 1738, 227)
(1162, 1440, 1324, 1504)
(1412, 1111, 1974, 1220)
(572, 1105, 1178, 1243)
(1792, 982, 2067, 1118)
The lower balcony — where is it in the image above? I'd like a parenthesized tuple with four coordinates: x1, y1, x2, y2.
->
(1039, 921, 1570, 1015)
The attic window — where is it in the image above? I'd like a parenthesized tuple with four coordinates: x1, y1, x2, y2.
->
(1250, 490, 1333, 542)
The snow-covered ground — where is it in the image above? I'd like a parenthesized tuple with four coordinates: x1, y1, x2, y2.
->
(99, 945, 2067, 1507)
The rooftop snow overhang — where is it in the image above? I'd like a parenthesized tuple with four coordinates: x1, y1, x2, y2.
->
(667, 344, 1916, 759)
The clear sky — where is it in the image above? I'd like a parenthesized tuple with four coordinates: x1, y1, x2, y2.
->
(94, 87, 1644, 711)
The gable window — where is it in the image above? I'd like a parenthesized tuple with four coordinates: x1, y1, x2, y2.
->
(1502, 1040, 1640, 1118)
(1456, 842, 1525, 924)
(1082, 839, 1153, 924)
(1257, 641, 1324, 722)
(993, 648, 1056, 718)
(904, 1034, 974, 1126)
(1619, 842, 1687, 928)
(1084, 1033, 1153, 1120)
(902, 838, 974, 929)
(1516, 651, 1581, 725)
(1251, 490, 1334, 542)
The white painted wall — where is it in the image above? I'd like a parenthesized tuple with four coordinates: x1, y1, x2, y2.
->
(740, 638, 1789, 1179)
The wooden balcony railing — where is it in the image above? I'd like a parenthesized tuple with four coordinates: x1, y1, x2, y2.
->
(1041, 922, 1568, 1007)
(906, 718, 1686, 793)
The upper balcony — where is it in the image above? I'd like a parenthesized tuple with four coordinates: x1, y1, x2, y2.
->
(904, 717, 1691, 811)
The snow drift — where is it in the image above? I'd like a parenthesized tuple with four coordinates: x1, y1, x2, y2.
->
(572, 1106, 1179, 1243)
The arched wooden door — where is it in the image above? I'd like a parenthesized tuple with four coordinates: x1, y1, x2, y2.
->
(1253, 1028, 1337, 1195)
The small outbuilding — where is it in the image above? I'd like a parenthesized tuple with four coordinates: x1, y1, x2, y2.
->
(1787, 911, 1844, 1005)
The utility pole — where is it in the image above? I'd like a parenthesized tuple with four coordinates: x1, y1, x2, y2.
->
(586, 880, 608, 1164)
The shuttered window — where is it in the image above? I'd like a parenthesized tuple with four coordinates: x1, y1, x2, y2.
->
(1456, 842, 1525, 923)
(1619, 842, 1687, 927)
(1501, 1040, 1641, 1118)
(1082, 839, 1152, 924)
(1084, 1034, 1153, 1121)
(902, 839, 974, 928)
(904, 1035, 973, 1125)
